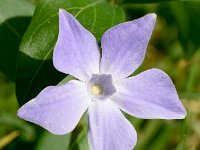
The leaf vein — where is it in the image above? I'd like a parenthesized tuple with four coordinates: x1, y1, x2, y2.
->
(91, 5, 97, 32)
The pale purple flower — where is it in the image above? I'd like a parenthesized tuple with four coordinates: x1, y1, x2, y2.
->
(17, 9, 187, 150)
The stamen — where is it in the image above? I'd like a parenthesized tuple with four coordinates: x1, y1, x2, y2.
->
(91, 84, 103, 96)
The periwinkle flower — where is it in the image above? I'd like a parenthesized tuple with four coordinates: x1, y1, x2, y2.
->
(18, 9, 187, 150)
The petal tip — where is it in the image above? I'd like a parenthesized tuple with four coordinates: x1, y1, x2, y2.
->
(150, 13, 157, 19)
(17, 110, 21, 117)
(58, 8, 70, 18)
(176, 108, 187, 119)
(177, 101, 187, 119)
(59, 8, 65, 14)
(146, 13, 157, 23)
(181, 109, 187, 119)
(17, 108, 24, 119)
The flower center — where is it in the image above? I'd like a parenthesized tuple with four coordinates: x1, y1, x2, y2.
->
(87, 74, 116, 100)
(91, 84, 103, 96)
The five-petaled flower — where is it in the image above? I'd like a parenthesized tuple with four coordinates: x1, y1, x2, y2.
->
(18, 9, 187, 150)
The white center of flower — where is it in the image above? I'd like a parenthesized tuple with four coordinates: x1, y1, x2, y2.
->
(87, 74, 116, 100)
(91, 84, 103, 96)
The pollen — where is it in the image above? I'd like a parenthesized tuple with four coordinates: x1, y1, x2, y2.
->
(91, 84, 103, 96)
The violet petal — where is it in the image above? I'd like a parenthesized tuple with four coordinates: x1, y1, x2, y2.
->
(17, 80, 91, 135)
(53, 9, 100, 82)
(113, 69, 187, 119)
(100, 14, 156, 80)
(88, 100, 137, 150)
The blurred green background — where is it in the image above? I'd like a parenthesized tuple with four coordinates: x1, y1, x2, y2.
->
(0, 0, 200, 150)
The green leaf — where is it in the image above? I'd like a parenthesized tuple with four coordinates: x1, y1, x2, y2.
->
(36, 131, 71, 150)
(77, 127, 90, 150)
(169, 2, 200, 56)
(68, 121, 89, 150)
(16, 0, 125, 105)
(0, 0, 35, 81)
(0, 0, 34, 24)
(0, 17, 33, 81)
(121, 0, 199, 4)
(20, 0, 125, 60)
(59, 75, 77, 85)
